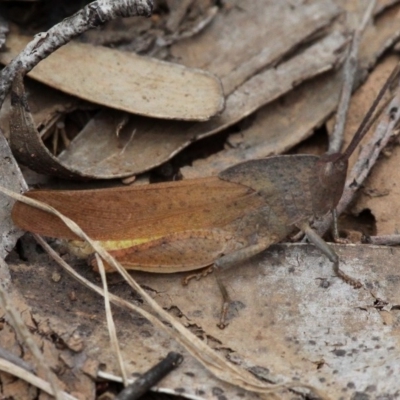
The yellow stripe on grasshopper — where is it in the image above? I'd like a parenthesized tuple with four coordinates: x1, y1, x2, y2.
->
(65, 237, 163, 259)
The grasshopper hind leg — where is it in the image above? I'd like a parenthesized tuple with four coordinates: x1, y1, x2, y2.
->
(181, 264, 232, 329)
(183, 235, 273, 328)
(182, 265, 214, 285)
(214, 240, 272, 328)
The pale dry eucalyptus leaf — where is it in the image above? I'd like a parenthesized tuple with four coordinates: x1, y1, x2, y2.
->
(0, 33, 224, 121)
(7, 242, 400, 399)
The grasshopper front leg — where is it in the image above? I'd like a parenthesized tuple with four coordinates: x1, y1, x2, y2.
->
(300, 222, 362, 289)
(331, 209, 350, 244)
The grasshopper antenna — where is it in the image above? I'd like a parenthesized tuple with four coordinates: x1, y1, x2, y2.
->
(340, 62, 400, 161)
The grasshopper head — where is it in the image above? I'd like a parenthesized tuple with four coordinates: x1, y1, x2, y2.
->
(313, 153, 348, 216)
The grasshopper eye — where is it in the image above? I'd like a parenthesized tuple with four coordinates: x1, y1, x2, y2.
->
(336, 159, 347, 171)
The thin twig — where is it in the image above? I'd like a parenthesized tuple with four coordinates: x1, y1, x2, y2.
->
(362, 234, 400, 246)
(0, 0, 154, 109)
(328, 0, 376, 154)
(0, 346, 35, 373)
(96, 253, 128, 387)
(115, 352, 183, 400)
(0, 258, 64, 400)
(0, 357, 77, 400)
(98, 370, 204, 399)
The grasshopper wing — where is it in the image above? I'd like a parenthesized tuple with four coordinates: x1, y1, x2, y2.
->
(12, 177, 264, 241)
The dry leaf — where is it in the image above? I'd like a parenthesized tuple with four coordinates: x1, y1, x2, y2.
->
(0, 33, 224, 121)
(0, 78, 79, 140)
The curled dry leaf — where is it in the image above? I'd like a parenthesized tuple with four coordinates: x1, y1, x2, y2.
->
(0, 33, 224, 121)
(0, 78, 79, 140)
(9, 73, 93, 180)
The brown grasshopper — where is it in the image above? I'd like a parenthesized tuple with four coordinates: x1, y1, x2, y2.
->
(12, 63, 400, 328)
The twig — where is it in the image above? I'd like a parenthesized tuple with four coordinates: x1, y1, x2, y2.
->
(328, 0, 376, 154)
(362, 234, 400, 245)
(316, 78, 400, 236)
(0, 0, 154, 109)
(115, 352, 183, 400)
(0, 346, 35, 373)
(96, 253, 128, 387)
(0, 257, 64, 400)
(0, 357, 77, 400)
(98, 370, 200, 399)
